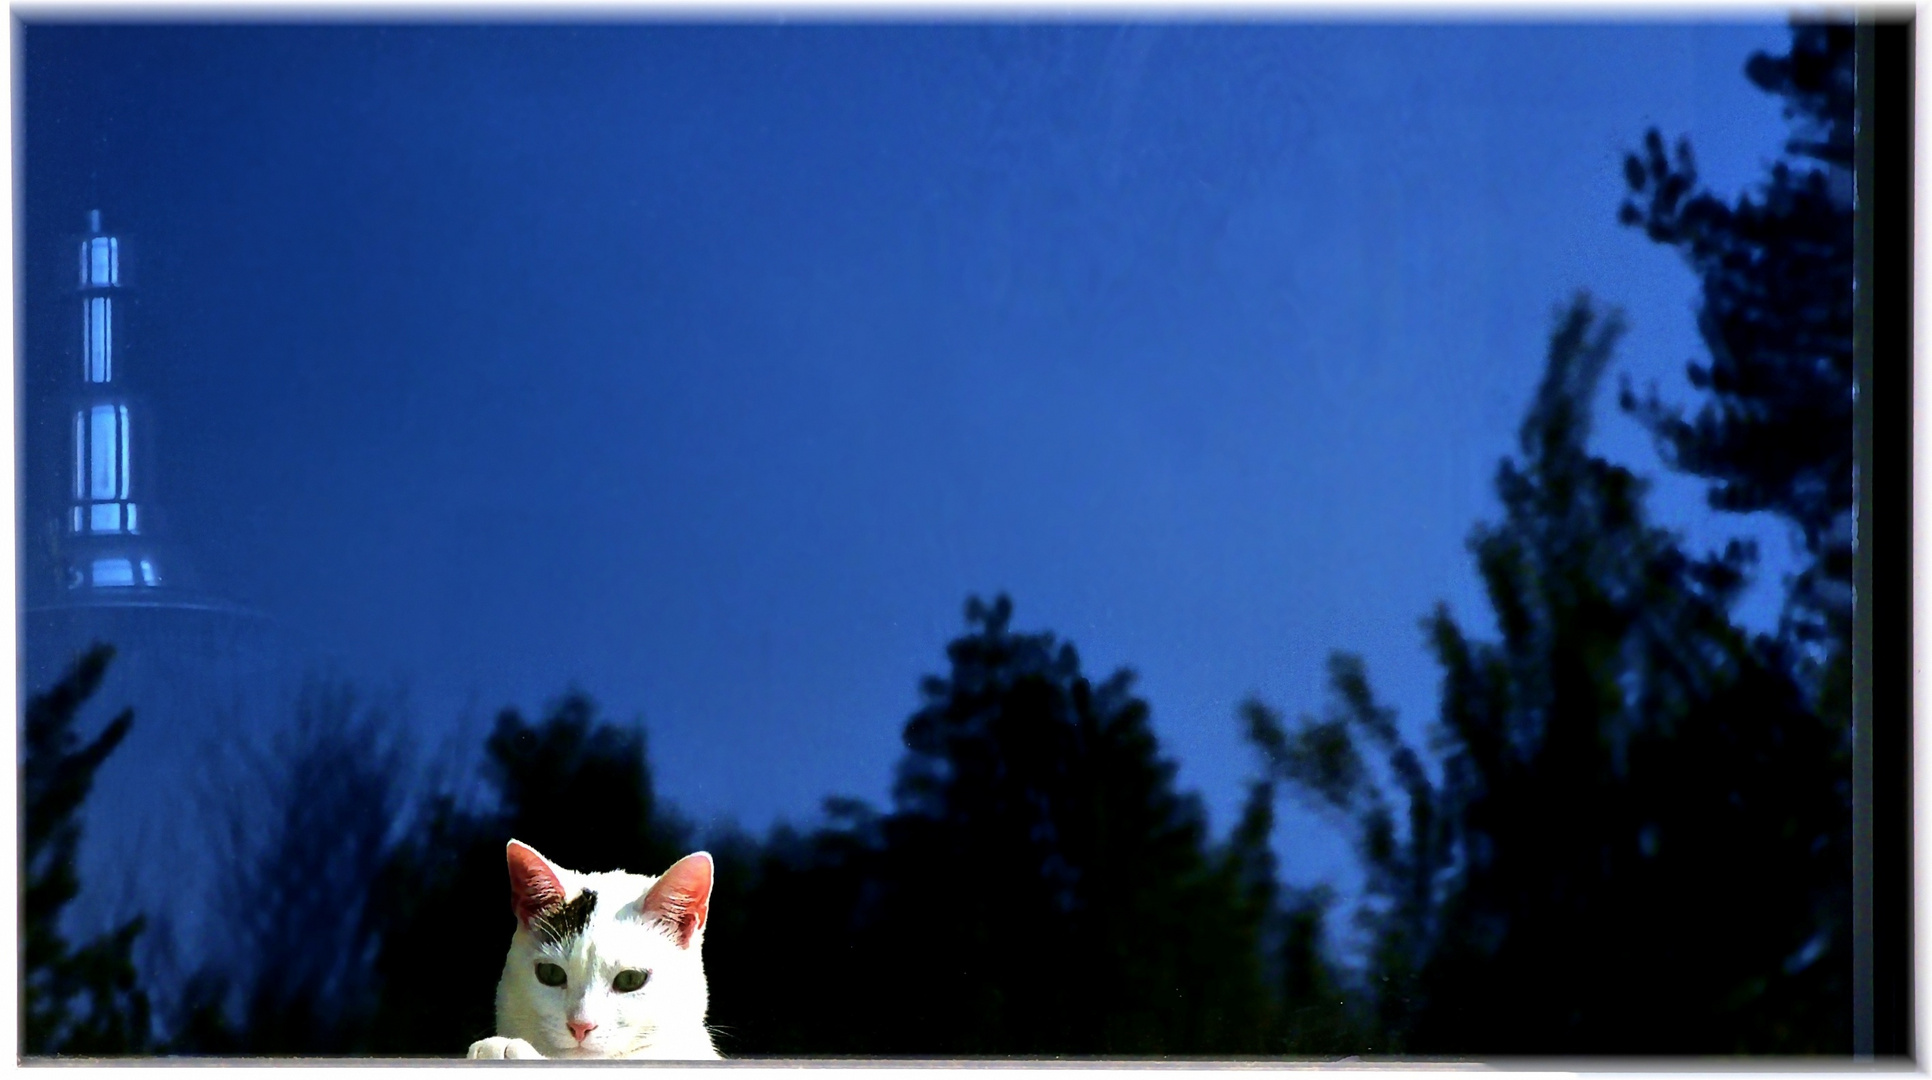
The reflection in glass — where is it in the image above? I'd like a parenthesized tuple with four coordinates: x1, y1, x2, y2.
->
(119, 405, 130, 496)
(89, 405, 117, 498)
(57, 220, 164, 595)
(84, 297, 112, 383)
(82, 404, 131, 502)
(81, 235, 118, 288)
(72, 413, 84, 499)
(90, 557, 134, 587)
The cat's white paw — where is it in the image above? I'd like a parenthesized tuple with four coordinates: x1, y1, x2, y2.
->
(468, 1036, 545, 1059)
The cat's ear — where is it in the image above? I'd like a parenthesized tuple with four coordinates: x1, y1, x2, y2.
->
(639, 852, 713, 949)
(506, 840, 567, 926)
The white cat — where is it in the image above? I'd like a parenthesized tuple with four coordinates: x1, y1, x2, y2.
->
(467, 840, 722, 1060)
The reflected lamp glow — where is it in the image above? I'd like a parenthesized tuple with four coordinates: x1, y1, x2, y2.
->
(60, 211, 166, 595)
(84, 297, 112, 382)
(81, 233, 119, 289)
(90, 558, 135, 588)
(70, 403, 138, 536)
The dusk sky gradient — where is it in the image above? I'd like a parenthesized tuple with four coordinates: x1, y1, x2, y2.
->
(20, 19, 1799, 894)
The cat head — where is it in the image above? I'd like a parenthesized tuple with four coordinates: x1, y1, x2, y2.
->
(494, 840, 715, 1058)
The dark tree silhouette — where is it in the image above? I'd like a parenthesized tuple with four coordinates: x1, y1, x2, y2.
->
(708, 596, 1343, 1057)
(365, 693, 690, 1056)
(1241, 655, 1448, 1053)
(1242, 24, 1857, 1055)
(22, 644, 153, 1056)
(1618, 21, 1854, 658)
(1617, 32, 1858, 1027)
(1256, 297, 1848, 1054)
(699, 798, 897, 1056)
(878, 594, 1274, 1054)
(1219, 760, 1368, 1057)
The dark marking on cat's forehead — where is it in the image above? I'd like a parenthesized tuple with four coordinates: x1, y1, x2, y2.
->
(532, 888, 597, 946)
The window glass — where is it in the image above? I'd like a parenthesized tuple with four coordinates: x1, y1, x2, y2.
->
(88, 237, 118, 287)
(89, 557, 134, 587)
(72, 412, 84, 500)
(84, 297, 111, 383)
(118, 405, 130, 498)
(89, 405, 118, 499)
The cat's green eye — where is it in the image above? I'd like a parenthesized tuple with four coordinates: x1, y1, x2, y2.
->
(535, 962, 568, 988)
(612, 969, 649, 993)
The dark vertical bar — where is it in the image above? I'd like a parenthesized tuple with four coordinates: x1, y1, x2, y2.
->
(1857, 11, 1915, 1063)
(1852, 16, 1876, 1059)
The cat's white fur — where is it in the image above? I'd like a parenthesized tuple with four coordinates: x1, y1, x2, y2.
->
(467, 841, 721, 1060)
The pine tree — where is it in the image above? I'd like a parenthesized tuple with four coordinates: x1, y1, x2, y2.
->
(1258, 298, 1848, 1053)
(22, 644, 154, 1056)
(707, 595, 1311, 1056)
(1414, 297, 1844, 1052)
(1618, 21, 1854, 659)
(872, 594, 1270, 1054)
(1241, 656, 1449, 1054)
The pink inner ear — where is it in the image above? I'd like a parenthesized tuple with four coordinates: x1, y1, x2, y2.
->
(507, 842, 566, 924)
(640, 853, 714, 948)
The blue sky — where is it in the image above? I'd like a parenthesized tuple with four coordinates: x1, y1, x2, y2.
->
(20, 19, 1798, 897)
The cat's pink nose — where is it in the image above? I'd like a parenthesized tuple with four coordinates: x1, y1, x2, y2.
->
(568, 1020, 597, 1043)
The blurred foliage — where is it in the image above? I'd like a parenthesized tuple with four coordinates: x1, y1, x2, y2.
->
(22, 644, 153, 1056)
(1618, 21, 1854, 663)
(1251, 296, 1848, 1054)
(167, 680, 413, 1055)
